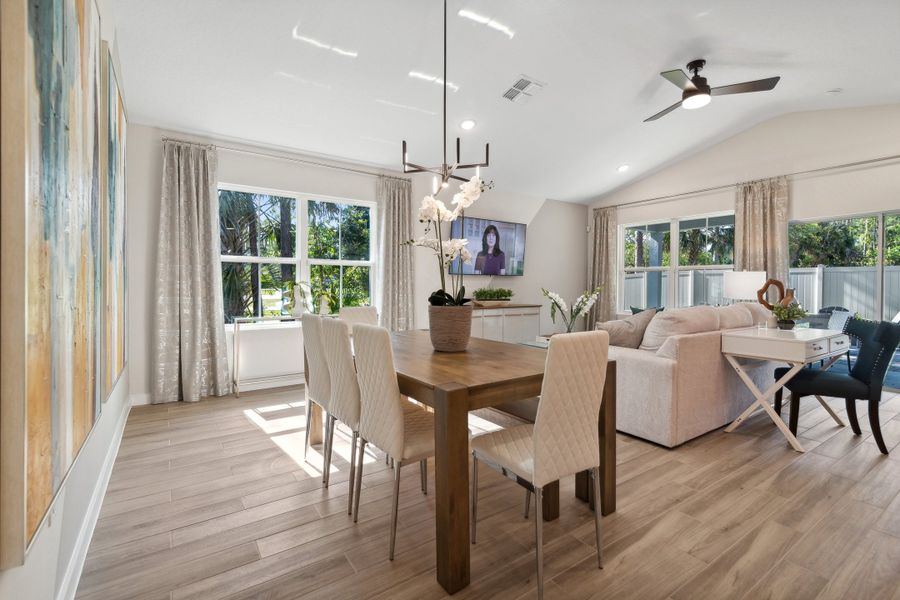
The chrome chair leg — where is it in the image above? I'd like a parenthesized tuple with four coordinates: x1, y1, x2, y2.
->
(470, 455, 478, 544)
(304, 400, 315, 462)
(353, 439, 367, 523)
(347, 431, 358, 515)
(420, 459, 427, 495)
(389, 460, 402, 560)
(534, 486, 544, 600)
(591, 467, 603, 568)
(524, 489, 531, 519)
(323, 415, 335, 487)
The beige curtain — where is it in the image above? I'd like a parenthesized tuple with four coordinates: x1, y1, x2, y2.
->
(376, 176, 415, 331)
(587, 206, 617, 327)
(152, 140, 231, 403)
(734, 176, 789, 301)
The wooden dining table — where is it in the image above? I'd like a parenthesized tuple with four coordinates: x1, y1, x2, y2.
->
(305, 330, 616, 594)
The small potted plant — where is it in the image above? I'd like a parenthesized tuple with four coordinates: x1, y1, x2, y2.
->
(771, 302, 807, 330)
(472, 287, 514, 307)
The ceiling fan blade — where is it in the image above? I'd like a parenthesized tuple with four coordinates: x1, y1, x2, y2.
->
(644, 100, 682, 122)
(660, 69, 697, 91)
(711, 76, 780, 96)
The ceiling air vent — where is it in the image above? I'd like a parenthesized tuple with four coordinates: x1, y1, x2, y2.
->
(502, 74, 546, 104)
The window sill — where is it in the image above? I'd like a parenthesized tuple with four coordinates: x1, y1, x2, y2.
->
(225, 320, 301, 333)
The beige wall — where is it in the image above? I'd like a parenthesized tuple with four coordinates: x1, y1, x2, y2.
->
(592, 104, 900, 226)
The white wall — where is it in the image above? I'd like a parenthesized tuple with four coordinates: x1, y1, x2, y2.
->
(127, 124, 590, 402)
(594, 104, 900, 226)
(0, 4, 133, 599)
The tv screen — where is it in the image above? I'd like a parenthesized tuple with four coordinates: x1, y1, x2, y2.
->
(449, 216, 526, 276)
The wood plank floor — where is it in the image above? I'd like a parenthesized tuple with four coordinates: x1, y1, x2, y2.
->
(77, 386, 900, 599)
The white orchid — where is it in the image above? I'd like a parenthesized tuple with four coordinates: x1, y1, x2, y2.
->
(407, 174, 487, 306)
(418, 195, 455, 223)
(542, 287, 602, 333)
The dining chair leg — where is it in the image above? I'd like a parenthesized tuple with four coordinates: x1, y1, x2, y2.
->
(774, 388, 783, 414)
(420, 459, 427, 495)
(470, 455, 478, 544)
(789, 393, 801, 436)
(524, 489, 531, 519)
(323, 415, 335, 487)
(347, 431, 359, 515)
(389, 460, 402, 560)
(591, 467, 603, 568)
(304, 401, 313, 461)
(353, 439, 367, 523)
(534, 486, 544, 600)
(869, 398, 889, 454)
(846, 398, 862, 435)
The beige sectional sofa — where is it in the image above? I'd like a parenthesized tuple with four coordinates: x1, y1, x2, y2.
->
(608, 303, 777, 448)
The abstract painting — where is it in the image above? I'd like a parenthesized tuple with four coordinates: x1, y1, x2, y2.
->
(104, 46, 127, 398)
(22, 0, 102, 548)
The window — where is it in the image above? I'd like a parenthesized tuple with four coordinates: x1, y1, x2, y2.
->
(219, 186, 375, 323)
(675, 214, 734, 307)
(619, 212, 734, 312)
(307, 200, 373, 314)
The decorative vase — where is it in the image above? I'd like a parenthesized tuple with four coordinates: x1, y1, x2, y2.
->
(428, 305, 474, 352)
(291, 285, 307, 317)
(777, 319, 796, 330)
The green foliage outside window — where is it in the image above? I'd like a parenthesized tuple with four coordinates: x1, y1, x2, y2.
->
(789, 217, 878, 267)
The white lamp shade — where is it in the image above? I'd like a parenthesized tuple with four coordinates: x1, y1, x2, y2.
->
(724, 270, 767, 300)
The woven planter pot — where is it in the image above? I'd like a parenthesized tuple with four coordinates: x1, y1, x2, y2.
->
(428, 304, 474, 352)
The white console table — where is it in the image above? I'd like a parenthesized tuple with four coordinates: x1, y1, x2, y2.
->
(470, 304, 541, 345)
(721, 327, 851, 452)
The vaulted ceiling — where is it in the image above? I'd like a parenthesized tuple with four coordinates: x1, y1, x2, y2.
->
(114, 0, 900, 202)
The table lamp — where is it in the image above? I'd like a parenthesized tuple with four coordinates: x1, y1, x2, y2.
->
(724, 270, 767, 302)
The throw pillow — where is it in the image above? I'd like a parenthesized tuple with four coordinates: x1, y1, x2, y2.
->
(639, 305, 720, 351)
(595, 308, 657, 348)
(717, 303, 754, 329)
(630, 305, 665, 315)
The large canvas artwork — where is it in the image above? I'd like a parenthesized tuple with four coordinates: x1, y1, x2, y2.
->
(0, 0, 102, 563)
(104, 47, 127, 397)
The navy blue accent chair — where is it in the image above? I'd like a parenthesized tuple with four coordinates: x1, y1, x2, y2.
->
(773, 317, 900, 454)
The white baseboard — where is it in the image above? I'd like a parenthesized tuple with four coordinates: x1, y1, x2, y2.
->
(237, 373, 305, 393)
(56, 398, 132, 600)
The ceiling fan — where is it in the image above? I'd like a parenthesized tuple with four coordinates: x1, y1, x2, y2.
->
(644, 59, 780, 122)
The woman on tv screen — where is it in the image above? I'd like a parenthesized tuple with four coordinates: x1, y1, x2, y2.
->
(474, 224, 506, 275)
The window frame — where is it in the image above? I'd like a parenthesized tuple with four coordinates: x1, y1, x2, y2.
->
(618, 210, 735, 312)
(218, 182, 377, 325)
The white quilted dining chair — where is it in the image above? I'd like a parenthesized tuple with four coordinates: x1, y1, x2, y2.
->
(470, 330, 609, 600)
(338, 305, 378, 327)
(351, 323, 434, 560)
(321, 318, 362, 509)
(301, 314, 331, 475)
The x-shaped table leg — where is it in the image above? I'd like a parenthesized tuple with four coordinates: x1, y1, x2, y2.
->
(723, 355, 806, 452)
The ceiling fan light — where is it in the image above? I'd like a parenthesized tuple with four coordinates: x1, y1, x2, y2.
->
(682, 92, 711, 110)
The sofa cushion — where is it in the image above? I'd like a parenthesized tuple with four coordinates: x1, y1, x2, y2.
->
(717, 304, 753, 329)
(639, 305, 720, 351)
(595, 309, 656, 348)
(743, 302, 772, 325)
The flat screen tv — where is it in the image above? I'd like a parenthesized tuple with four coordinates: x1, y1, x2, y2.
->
(449, 216, 526, 276)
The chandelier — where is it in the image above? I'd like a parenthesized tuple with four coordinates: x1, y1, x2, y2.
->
(401, 0, 489, 190)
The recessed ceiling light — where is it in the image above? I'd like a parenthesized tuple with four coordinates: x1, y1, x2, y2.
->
(460, 119, 476, 130)
(617, 164, 630, 173)
(825, 88, 843, 95)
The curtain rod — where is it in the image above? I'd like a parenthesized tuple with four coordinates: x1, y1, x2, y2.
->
(612, 153, 900, 210)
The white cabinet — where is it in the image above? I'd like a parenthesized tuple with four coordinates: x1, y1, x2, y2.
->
(470, 305, 541, 344)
